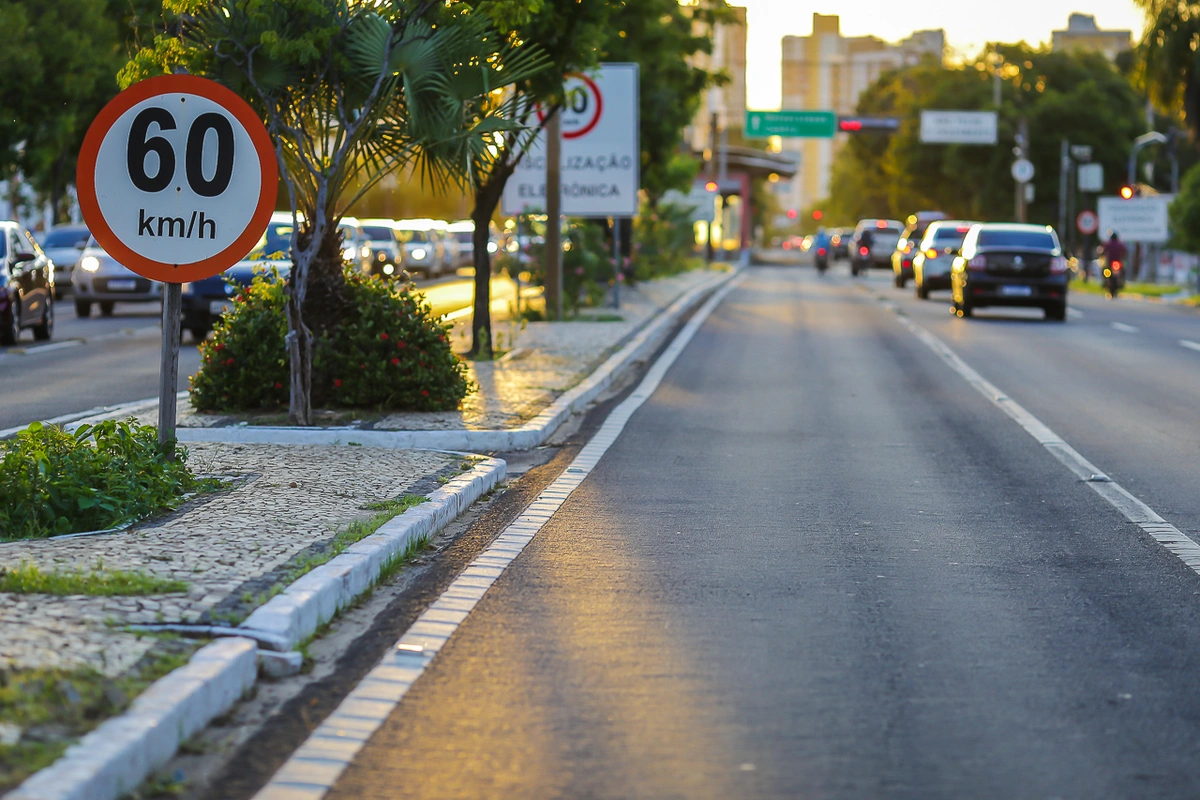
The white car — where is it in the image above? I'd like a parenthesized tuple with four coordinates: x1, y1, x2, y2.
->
(72, 237, 162, 317)
(393, 219, 443, 278)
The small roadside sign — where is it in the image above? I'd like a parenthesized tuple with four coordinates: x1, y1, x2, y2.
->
(1076, 210, 1098, 235)
(1011, 158, 1035, 183)
(77, 74, 278, 452)
(919, 110, 998, 145)
(746, 110, 836, 139)
(77, 74, 278, 284)
(1077, 163, 1104, 193)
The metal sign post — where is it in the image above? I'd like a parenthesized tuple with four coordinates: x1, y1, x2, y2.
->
(612, 218, 621, 310)
(76, 74, 277, 457)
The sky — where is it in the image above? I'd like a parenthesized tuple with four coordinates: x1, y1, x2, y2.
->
(740, 0, 1148, 110)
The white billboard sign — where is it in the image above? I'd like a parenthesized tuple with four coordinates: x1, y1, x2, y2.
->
(1097, 195, 1172, 243)
(1077, 163, 1104, 192)
(919, 110, 998, 145)
(503, 63, 640, 218)
(661, 184, 716, 222)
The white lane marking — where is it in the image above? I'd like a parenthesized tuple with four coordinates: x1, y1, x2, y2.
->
(1111, 322, 1139, 333)
(1067, 308, 1083, 319)
(0, 325, 160, 362)
(900, 316, 1200, 578)
(1180, 340, 1200, 353)
(252, 272, 748, 800)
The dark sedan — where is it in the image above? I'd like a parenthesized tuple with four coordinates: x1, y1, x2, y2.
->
(951, 223, 1069, 321)
(0, 221, 54, 344)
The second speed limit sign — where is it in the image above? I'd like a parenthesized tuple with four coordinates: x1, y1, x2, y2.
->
(77, 74, 277, 283)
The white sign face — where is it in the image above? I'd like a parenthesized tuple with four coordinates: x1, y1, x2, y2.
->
(1077, 163, 1104, 192)
(661, 184, 716, 222)
(503, 63, 640, 218)
(1098, 195, 1172, 243)
(919, 110, 998, 145)
(78, 74, 277, 283)
(1011, 158, 1035, 183)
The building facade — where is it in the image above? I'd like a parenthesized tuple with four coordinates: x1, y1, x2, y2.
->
(778, 14, 944, 217)
(1051, 13, 1132, 62)
(685, 5, 747, 154)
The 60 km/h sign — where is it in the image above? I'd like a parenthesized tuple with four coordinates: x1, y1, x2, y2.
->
(77, 74, 278, 284)
(77, 74, 278, 452)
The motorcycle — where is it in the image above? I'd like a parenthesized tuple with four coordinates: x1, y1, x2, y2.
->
(1103, 259, 1122, 298)
(815, 246, 828, 274)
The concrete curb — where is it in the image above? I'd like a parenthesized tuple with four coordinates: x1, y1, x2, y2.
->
(4, 457, 504, 800)
(173, 269, 737, 451)
(7, 637, 258, 800)
(237, 457, 506, 651)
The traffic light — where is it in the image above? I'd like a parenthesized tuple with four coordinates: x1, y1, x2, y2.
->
(1120, 184, 1136, 199)
(786, 208, 798, 219)
(812, 210, 823, 221)
(837, 116, 901, 134)
(705, 181, 718, 193)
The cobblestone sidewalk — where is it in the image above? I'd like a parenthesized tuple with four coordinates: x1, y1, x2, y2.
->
(0, 444, 459, 676)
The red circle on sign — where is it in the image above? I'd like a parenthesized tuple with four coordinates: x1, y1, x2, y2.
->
(76, 74, 278, 284)
(1077, 210, 1098, 235)
(537, 74, 604, 140)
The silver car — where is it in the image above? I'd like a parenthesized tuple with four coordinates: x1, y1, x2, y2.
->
(41, 225, 89, 298)
(71, 238, 162, 317)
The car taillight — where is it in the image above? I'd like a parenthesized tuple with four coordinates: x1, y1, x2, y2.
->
(967, 255, 987, 270)
(926, 249, 938, 259)
(859, 246, 869, 256)
(817, 247, 827, 256)
(1050, 256, 1068, 273)
(1111, 260, 1122, 271)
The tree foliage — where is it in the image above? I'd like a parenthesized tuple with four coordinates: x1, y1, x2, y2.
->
(1137, 0, 1200, 139)
(123, 0, 549, 424)
(824, 46, 1145, 230)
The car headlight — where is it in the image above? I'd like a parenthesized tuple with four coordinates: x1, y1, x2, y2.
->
(80, 255, 100, 272)
(361, 246, 370, 259)
(343, 247, 355, 261)
(383, 264, 395, 275)
(487, 242, 498, 253)
(181, 282, 193, 295)
(411, 248, 427, 260)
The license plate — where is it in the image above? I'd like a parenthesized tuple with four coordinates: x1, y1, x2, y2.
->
(1001, 285, 1032, 297)
(107, 279, 137, 291)
(210, 301, 232, 315)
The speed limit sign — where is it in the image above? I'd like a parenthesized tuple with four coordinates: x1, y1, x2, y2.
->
(76, 74, 278, 451)
(77, 74, 278, 283)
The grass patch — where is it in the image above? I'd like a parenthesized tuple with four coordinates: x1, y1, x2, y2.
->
(1070, 279, 1185, 298)
(575, 313, 625, 322)
(0, 647, 195, 792)
(0, 562, 187, 596)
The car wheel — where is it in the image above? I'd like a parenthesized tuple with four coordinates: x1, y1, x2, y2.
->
(75, 299, 92, 318)
(1, 303, 19, 345)
(188, 326, 211, 342)
(1045, 303, 1066, 322)
(32, 296, 53, 341)
(916, 283, 929, 300)
(99, 301, 115, 317)
(893, 273, 903, 288)
(961, 302, 974, 318)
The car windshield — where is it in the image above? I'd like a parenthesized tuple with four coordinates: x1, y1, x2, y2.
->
(395, 229, 429, 244)
(246, 222, 293, 261)
(456, 232, 473, 244)
(978, 229, 1056, 249)
(43, 229, 88, 248)
(361, 226, 394, 241)
(929, 228, 968, 247)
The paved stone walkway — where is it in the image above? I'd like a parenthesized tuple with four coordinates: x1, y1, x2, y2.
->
(0, 444, 455, 676)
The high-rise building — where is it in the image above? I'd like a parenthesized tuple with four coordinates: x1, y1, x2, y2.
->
(685, 5, 748, 153)
(1051, 13, 1132, 62)
(778, 14, 944, 216)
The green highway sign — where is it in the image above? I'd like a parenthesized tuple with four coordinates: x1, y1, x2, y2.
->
(745, 110, 836, 139)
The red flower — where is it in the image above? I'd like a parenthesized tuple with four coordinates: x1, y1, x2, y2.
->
(391, 357, 400, 365)
(334, 379, 343, 388)
(214, 342, 225, 351)
(274, 382, 283, 389)
(396, 341, 406, 349)
(224, 357, 234, 365)
(360, 363, 366, 370)
(380, 332, 389, 340)
(421, 389, 429, 397)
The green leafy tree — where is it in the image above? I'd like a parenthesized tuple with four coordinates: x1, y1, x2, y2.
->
(123, 0, 548, 424)
(824, 46, 1143, 230)
(1138, 0, 1200, 138)
(1170, 161, 1200, 252)
(600, 0, 729, 206)
(459, 0, 609, 352)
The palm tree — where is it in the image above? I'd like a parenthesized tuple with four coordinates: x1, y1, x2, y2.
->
(122, 0, 549, 423)
(1138, 0, 1200, 137)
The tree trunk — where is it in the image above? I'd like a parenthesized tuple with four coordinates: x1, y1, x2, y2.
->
(469, 163, 514, 357)
(285, 287, 313, 426)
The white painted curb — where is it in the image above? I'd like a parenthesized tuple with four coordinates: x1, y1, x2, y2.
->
(237, 457, 505, 651)
(7, 637, 257, 800)
(174, 270, 737, 451)
(4, 457, 504, 800)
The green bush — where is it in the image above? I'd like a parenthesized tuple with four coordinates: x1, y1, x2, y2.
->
(525, 218, 615, 313)
(633, 201, 701, 281)
(0, 421, 208, 540)
(190, 270, 471, 413)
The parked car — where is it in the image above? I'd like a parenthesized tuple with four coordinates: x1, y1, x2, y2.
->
(0, 221, 54, 344)
(850, 219, 902, 275)
(358, 219, 404, 277)
(447, 219, 495, 269)
(424, 219, 458, 273)
(338, 216, 372, 274)
(72, 238, 161, 317)
(180, 212, 294, 341)
(892, 211, 947, 288)
(40, 225, 89, 298)
(393, 220, 442, 278)
(951, 223, 1069, 321)
(913, 220, 976, 299)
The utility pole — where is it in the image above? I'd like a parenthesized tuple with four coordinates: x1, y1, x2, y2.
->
(706, 109, 718, 263)
(1015, 117, 1029, 223)
(545, 109, 562, 320)
(1058, 139, 1069, 240)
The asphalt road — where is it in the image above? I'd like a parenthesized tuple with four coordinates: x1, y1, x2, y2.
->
(0, 274, 522, 431)
(322, 262, 1200, 798)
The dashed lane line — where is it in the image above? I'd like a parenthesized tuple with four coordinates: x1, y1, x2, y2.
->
(1180, 340, 1200, 354)
(897, 312, 1200, 582)
(1111, 322, 1139, 333)
(1066, 308, 1083, 319)
(250, 272, 748, 800)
